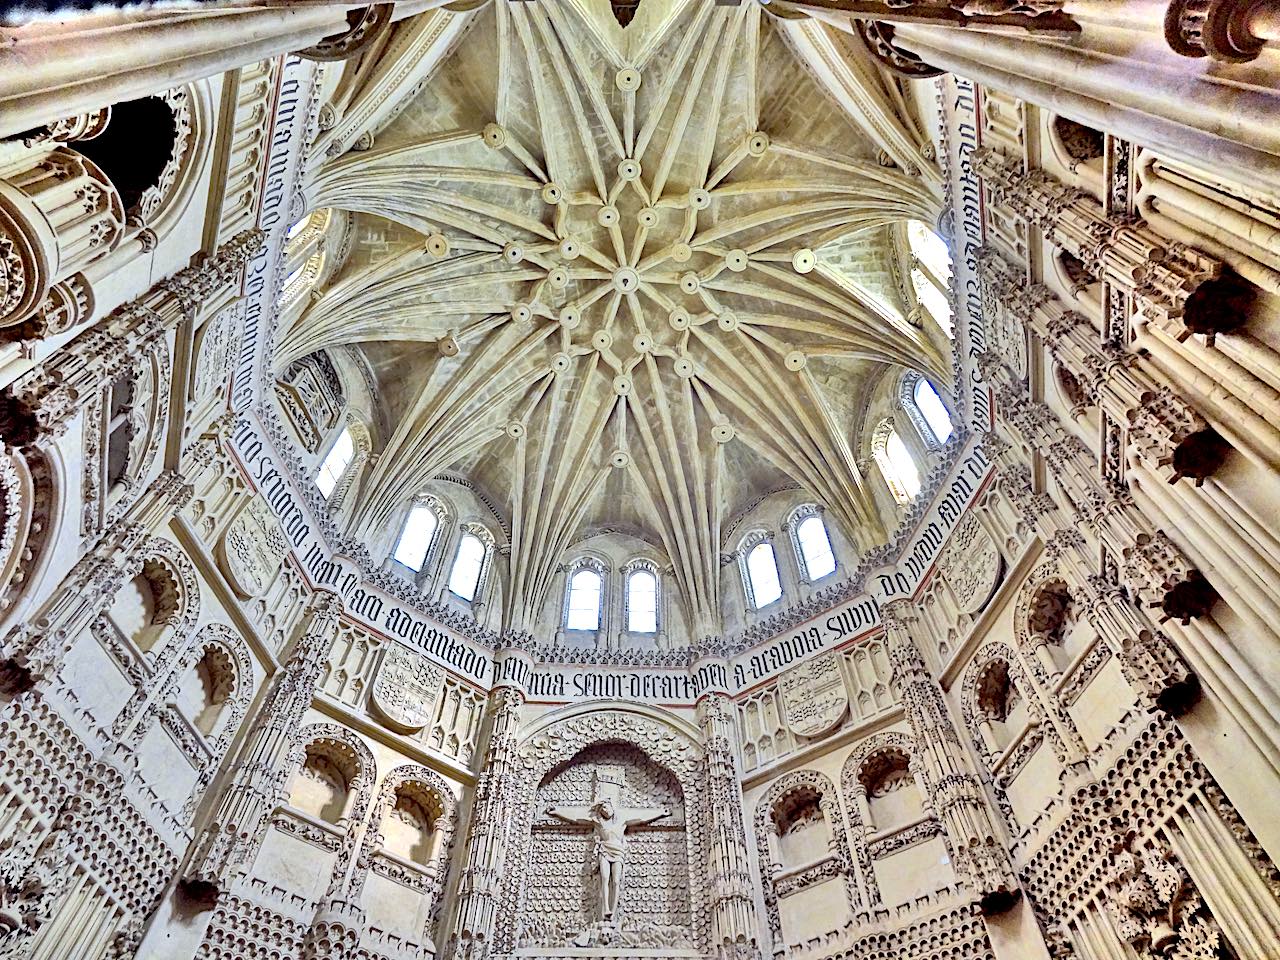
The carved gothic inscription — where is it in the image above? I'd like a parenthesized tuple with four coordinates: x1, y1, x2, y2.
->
(371, 642, 445, 732)
(781, 652, 848, 738)
(218, 498, 288, 599)
(941, 514, 1003, 614)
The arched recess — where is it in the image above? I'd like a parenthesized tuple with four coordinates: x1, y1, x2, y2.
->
(285, 722, 378, 830)
(840, 732, 948, 910)
(165, 624, 255, 818)
(0, 444, 59, 639)
(959, 641, 1062, 832)
(754, 769, 854, 948)
(96, 536, 202, 688)
(81, 341, 170, 535)
(352, 763, 458, 943)
(498, 704, 708, 954)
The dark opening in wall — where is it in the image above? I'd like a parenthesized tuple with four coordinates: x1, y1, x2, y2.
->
(76, 97, 176, 214)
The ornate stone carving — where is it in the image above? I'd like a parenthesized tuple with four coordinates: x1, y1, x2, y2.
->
(370, 641, 446, 733)
(1165, 0, 1275, 62)
(780, 652, 848, 738)
(939, 513, 1003, 614)
(218, 497, 289, 599)
(297, 5, 395, 61)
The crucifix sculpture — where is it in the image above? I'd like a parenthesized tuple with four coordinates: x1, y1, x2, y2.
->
(546, 767, 669, 924)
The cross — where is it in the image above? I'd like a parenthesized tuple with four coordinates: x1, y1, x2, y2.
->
(545, 766, 669, 923)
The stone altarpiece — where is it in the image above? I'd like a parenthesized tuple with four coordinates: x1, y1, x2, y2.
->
(499, 711, 709, 958)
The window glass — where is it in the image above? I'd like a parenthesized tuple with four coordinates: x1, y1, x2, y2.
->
(914, 378, 953, 444)
(448, 533, 486, 601)
(286, 214, 313, 242)
(883, 428, 921, 501)
(747, 541, 783, 608)
(907, 220, 952, 280)
(566, 568, 603, 630)
(796, 515, 836, 580)
(393, 505, 439, 571)
(316, 428, 354, 499)
(627, 569, 658, 633)
(912, 268, 953, 338)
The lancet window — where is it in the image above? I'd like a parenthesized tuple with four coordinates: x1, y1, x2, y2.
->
(393, 498, 446, 573)
(564, 561, 605, 631)
(872, 420, 921, 504)
(448, 526, 492, 602)
(624, 561, 659, 633)
(315, 426, 354, 499)
(906, 220, 953, 338)
(741, 533, 783, 609)
(788, 506, 836, 582)
(900, 372, 954, 448)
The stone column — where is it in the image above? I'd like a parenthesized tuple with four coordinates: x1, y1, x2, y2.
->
(696, 687, 759, 960)
(0, 2, 443, 139)
(183, 587, 343, 897)
(972, 149, 1236, 344)
(448, 680, 526, 960)
(881, 600, 1020, 915)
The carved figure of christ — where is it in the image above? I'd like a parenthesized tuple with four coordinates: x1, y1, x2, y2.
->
(546, 796, 669, 923)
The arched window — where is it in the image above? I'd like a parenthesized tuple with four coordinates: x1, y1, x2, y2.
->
(448, 533, 487, 601)
(315, 427, 354, 499)
(626, 567, 658, 633)
(566, 568, 603, 630)
(907, 220, 952, 280)
(913, 378, 953, 445)
(393, 503, 440, 572)
(795, 514, 836, 581)
(873, 422, 921, 504)
(906, 220, 953, 339)
(746, 541, 783, 609)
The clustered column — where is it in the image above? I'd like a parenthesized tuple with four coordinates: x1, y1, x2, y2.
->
(185, 588, 344, 896)
(449, 680, 526, 960)
(881, 600, 1020, 915)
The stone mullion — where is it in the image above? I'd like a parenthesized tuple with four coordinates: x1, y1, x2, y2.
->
(881, 600, 1019, 915)
(184, 588, 343, 895)
(696, 692, 760, 960)
(449, 684, 525, 960)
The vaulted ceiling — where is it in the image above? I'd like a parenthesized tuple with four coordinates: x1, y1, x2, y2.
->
(280, 0, 949, 635)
